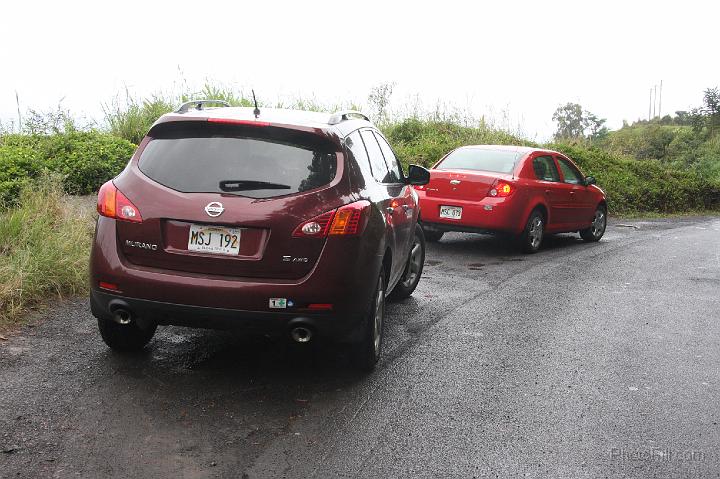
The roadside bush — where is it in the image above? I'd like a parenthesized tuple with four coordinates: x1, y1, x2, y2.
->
(0, 144, 43, 202)
(383, 118, 534, 168)
(550, 143, 720, 213)
(0, 131, 135, 203)
(0, 173, 94, 328)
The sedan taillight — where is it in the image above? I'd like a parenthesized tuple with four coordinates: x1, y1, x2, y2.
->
(487, 181, 514, 198)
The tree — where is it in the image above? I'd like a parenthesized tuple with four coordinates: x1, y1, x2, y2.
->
(552, 103, 607, 141)
(367, 82, 395, 124)
(702, 87, 720, 134)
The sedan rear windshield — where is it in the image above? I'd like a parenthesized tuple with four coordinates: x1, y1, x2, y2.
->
(138, 123, 338, 199)
(436, 148, 520, 174)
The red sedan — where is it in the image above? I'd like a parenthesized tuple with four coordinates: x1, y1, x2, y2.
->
(415, 145, 607, 253)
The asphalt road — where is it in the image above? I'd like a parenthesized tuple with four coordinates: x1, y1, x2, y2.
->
(1, 217, 719, 478)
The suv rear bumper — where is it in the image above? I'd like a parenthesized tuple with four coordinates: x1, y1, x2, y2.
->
(91, 289, 366, 341)
(90, 217, 384, 341)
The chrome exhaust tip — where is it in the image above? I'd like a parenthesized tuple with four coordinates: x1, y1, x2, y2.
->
(290, 326, 313, 343)
(112, 308, 133, 325)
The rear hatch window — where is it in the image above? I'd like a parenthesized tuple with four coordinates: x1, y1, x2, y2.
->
(139, 122, 337, 199)
(437, 148, 520, 174)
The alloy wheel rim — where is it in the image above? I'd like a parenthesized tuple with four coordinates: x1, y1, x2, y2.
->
(373, 276, 385, 355)
(591, 210, 606, 237)
(529, 217, 543, 249)
(401, 240, 422, 288)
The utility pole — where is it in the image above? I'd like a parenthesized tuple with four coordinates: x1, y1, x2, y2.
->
(649, 88, 652, 121)
(15, 90, 22, 131)
(659, 80, 663, 118)
(653, 85, 658, 119)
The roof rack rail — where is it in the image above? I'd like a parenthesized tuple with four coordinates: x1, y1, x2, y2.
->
(175, 99, 231, 113)
(328, 110, 370, 125)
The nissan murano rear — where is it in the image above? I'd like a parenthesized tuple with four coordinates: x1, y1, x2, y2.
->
(90, 101, 430, 370)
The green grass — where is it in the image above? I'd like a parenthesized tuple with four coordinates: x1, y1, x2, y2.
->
(0, 174, 94, 330)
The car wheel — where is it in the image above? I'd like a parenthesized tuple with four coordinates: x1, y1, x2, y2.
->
(422, 228, 444, 242)
(352, 267, 386, 371)
(390, 224, 426, 300)
(519, 209, 544, 254)
(98, 316, 157, 352)
(580, 205, 607, 242)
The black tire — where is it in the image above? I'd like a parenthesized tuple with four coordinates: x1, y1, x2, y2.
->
(580, 205, 607, 242)
(98, 317, 156, 352)
(390, 224, 425, 300)
(518, 209, 545, 254)
(422, 228, 444, 242)
(352, 267, 386, 372)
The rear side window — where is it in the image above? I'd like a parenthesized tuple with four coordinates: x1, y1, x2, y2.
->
(346, 131, 374, 181)
(556, 157, 584, 184)
(360, 130, 391, 183)
(532, 155, 560, 181)
(374, 133, 402, 183)
(437, 148, 519, 174)
(138, 123, 337, 199)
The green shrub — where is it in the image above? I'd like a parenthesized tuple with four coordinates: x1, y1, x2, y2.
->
(0, 144, 44, 202)
(40, 132, 135, 195)
(382, 118, 534, 168)
(0, 131, 135, 203)
(550, 143, 720, 213)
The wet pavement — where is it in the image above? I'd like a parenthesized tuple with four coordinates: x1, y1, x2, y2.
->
(1, 216, 720, 478)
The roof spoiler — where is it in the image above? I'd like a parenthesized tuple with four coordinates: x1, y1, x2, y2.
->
(328, 110, 370, 125)
(175, 99, 231, 113)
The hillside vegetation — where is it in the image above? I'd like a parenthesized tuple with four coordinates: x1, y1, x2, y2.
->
(2, 84, 718, 214)
(1, 84, 719, 328)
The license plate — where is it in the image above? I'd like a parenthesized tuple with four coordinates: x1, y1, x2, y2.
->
(188, 224, 241, 255)
(440, 205, 462, 219)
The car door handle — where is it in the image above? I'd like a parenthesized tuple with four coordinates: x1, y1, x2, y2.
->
(545, 189, 551, 195)
(569, 191, 576, 197)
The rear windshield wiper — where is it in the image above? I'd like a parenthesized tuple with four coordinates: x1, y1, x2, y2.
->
(219, 180, 292, 191)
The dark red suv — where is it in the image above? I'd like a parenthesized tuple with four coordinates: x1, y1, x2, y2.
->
(90, 101, 430, 369)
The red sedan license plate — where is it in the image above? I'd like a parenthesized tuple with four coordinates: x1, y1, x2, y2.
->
(440, 205, 462, 219)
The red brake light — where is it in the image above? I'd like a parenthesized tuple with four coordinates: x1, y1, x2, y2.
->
(292, 200, 371, 238)
(488, 181, 514, 198)
(97, 181, 143, 223)
(207, 118, 271, 127)
(329, 200, 370, 235)
(98, 281, 119, 291)
(307, 303, 333, 310)
(414, 184, 426, 191)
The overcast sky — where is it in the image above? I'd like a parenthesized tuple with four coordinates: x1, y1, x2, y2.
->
(1, 0, 717, 140)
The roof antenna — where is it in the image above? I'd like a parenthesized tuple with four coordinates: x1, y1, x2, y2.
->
(252, 89, 260, 118)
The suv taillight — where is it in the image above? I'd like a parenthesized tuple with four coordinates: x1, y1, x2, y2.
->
(97, 181, 143, 223)
(487, 180, 514, 198)
(293, 200, 371, 238)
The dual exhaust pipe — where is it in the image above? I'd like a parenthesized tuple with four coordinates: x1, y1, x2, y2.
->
(112, 305, 314, 343)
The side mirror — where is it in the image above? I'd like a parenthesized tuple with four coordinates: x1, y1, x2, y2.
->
(406, 164, 430, 186)
(584, 176, 596, 186)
